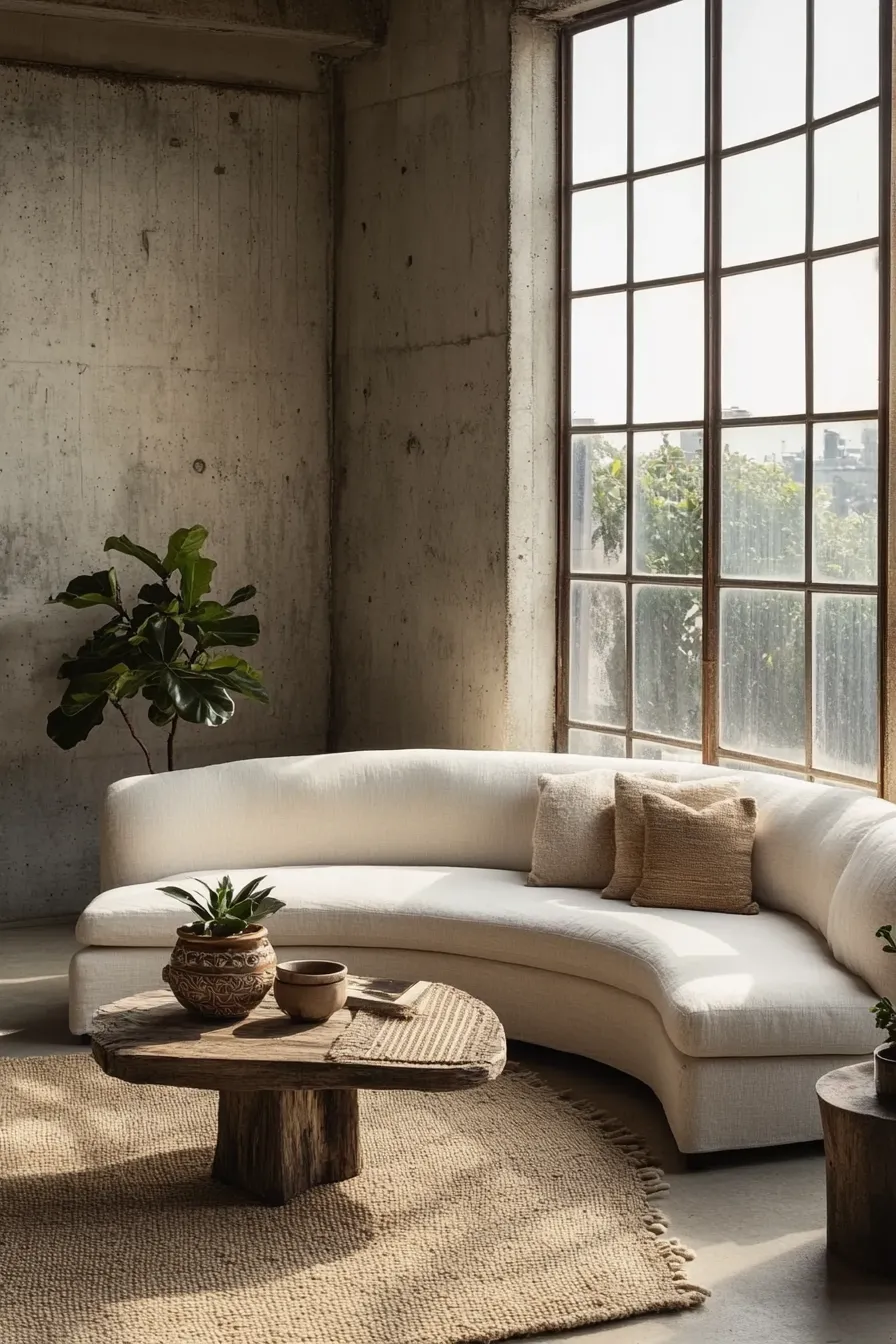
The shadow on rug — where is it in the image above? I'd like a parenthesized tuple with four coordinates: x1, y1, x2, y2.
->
(0, 1054, 707, 1343)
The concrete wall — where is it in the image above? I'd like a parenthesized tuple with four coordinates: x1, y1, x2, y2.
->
(0, 63, 330, 920)
(331, 0, 556, 752)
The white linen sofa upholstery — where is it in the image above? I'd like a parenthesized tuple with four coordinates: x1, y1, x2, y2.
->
(70, 749, 896, 1152)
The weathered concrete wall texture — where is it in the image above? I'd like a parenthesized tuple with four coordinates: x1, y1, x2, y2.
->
(331, 0, 519, 751)
(0, 64, 330, 920)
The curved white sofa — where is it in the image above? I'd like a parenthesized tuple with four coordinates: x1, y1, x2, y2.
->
(70, 749, 896, 1152)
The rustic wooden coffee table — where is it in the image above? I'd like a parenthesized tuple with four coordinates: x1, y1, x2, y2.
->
(91, 985, 506, 1205)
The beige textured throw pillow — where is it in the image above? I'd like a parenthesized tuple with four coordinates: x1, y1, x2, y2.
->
(601, 773, 739, 901)
(527, 771, 616, 889)
(632, 792, 759, 914)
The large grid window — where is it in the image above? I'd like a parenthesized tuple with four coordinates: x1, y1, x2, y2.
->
(560, 0, 889, 789)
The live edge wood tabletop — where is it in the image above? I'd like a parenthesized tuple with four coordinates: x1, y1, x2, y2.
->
(91, 986, 507, 1205)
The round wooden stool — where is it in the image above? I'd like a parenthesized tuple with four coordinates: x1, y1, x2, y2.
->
(817, 1060, 896, 1277)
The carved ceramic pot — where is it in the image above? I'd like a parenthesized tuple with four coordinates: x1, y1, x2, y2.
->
(162, 924, 276, 1019)
(874, 1041, 896, 1104)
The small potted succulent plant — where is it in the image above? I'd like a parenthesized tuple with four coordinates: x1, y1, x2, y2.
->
(871, 924, 896, 1102)
(160, 875, 284, 1019)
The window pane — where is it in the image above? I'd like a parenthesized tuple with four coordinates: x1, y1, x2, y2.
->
(722, 0, 805, 149)
(814, 110, 879, 251)
(633, 740, 702, 763)
(633, 584, 702, 739)
(634, 0, 705, 171)
(722, 137, 805, 268)
(633, 430, 703, 576)
(720, 424, 806, 579)
(569, 580, 627, 727)
(813, 421, 878, 584)
(722, 265, 805, 417)
(571, 432, 627, 574)
(813, 250, 878, 414)
(633, 281, 704, 423)
(568, 728, 627, 758)
(572, 184, 627, 292)
(720, 588, 806, 763)
(813, 593, 878, 782)
(814, 0, 878, 120)
(718, 757, 807, 780)
(634, 166, 704, 281)
(571, 294, 627, 425)
(572, 22, 628, 184)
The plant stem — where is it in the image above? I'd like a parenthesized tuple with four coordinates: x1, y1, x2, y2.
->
(114, 702, 155, 774)
(167, 715, 178, 771)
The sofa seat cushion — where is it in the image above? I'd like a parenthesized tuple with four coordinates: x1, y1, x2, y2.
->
(76, 865, 878, 1059)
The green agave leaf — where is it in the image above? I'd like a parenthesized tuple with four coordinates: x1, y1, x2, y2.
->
(252, 895, 285, 921)
(49, 569, 121, 611)
(47, 697, 107, 749)
(157, 886, 212, 921)
(104, 535, 167, 579)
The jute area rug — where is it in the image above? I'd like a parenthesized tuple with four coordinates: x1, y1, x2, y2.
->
(0, 1055, 707, 1344)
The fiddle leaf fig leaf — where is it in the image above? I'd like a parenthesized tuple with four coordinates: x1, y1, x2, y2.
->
(226, 585, 257, 608)
(163, 526, 208, 574)
(137, 581, 177, 609)
(162, 669, 234, 726)
(47, 697, 108, 749)
(179, 555, 217, 610)
(104, 535, 167, 578)
(49, 570, 121, 611)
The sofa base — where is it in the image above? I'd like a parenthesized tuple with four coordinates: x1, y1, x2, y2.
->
(69, 944, 864, 1153)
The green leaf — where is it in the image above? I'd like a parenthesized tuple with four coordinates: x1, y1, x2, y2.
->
(137, 581, 177, 609)
(203, 657, 269, 705)
(226, 585, 257, 607)
(60, 664, 129, 716)
(179, 555, 217, 610)
(252, 895, 285, 921)
(47, 697, 107, 749)
(163, 669, 235, 726)
(49, 570, 121, 611)
(232, 875, 268, 904)
(141, 615, 184, 664)
(158, 886, 213, 921)
(185, 612, 260, 650)
(163, 526, 209, 575)
(104, 535, 167, 578)
(144, 686, 176, 727)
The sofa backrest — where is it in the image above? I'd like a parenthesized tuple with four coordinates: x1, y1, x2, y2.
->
(100, 749, 896, 950)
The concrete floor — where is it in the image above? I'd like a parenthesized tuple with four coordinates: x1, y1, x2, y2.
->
(2, 925, 895, 1343)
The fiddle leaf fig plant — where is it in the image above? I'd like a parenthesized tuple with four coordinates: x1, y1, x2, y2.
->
(871, 925, 896, 1043)
(159, 874, 284, 937)
(47, 526, 268, 772)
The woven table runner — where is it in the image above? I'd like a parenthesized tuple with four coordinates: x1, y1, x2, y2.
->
(327, 983, 495, 1066)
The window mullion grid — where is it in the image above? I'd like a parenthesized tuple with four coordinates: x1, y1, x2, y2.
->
(702, 0, 721, 765)
(624, 11, 635, 758)
(803, 0, 816, 778)
(878, 0, 892, 796)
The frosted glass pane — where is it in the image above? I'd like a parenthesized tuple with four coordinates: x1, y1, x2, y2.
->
(570, 432, 627, 574)
(720, 588, 806, 763)
(633, 740, 702, 763)
(571, 294, 627, 426)
(812, 421, 878, 584)
(722, 264, 805, 417)
(571, 184, 627, 291)
(814, 0, 878, 119)
(633, 585, 702, 740)
(572, 23, 628, 184)
(720, 424, 806, 580)
(814, 111, 879, 251)
(813, 250, 878, 414)
(634, 166, 704, 281)
(634, 0, 705, 170)
(813, 593, 878, 782)
(722, 137, 805, 267)
(569, 580, 626, 728)
(633, 429, 703, 577)
(568, 728, 627, 758)
(633, 282, 704, 423)
(722, 0, 805, 148)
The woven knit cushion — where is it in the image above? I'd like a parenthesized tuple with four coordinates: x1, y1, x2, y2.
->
(526, 770, 616, 889)
(602, 773, 739, 902)
(632, 792, 759, 915)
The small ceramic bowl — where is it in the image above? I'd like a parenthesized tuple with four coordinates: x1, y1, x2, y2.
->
(273, 959, 348, 1022)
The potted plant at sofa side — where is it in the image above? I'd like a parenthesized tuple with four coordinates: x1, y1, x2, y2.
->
(46, 525, 268, 772)
(160, 875, 284, 1019)
(871, 925, 896, 1103)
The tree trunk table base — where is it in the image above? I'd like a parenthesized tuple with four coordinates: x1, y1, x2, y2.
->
(817, 1061, 896, 1278)
(212, 1088, 361, 1205)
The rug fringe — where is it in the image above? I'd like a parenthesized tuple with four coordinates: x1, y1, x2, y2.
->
(503, 1061, 710, 1309)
